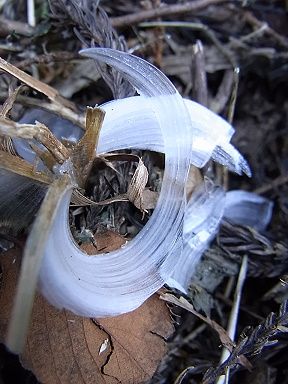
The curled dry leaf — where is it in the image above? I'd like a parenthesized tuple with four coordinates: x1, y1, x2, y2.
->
(0, 246, 174, 384)
(71, 154, 155, 212)
(126, 158, 149, 211)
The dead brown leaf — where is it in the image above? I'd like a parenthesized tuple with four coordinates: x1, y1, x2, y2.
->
(81, 229, 126, 254)
(0, 247, 174, 384)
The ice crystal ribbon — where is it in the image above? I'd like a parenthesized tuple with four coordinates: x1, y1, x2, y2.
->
(38, 48, 194, 317)
(9, 48, 252, 317)
(14, 98, 250, 176)
(168, 187, 273, 292)
(224, 190, 273, 231)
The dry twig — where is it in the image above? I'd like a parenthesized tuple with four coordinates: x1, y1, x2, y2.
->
(216, 256, 249, 384)
(0, 16, 33, 36)
(111, 0, 227, 28)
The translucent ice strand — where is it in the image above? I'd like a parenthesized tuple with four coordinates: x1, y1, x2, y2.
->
(6, 48, 253, 318)
(39, 48, 192, 317)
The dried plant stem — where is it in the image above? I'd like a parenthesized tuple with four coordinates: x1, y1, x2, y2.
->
(0, 136, 17, 155)
(210, 70, 234, 114)
(0, 92, 85, 128)
(0, 85, 23, 118)
(27, 0, 36, 27)
(244, 11, 288, 50)
(220, 67, 239, 190)
(0, 16, 33, 36)
(253, 174, 288, 194)
(0, 150, 53, 184)
(193, 40, 208, 107)
(71, 107, 105, 186)
(0, 117, 70, 164)
(111, 0, 226, 28)
(33, 123, 70, 163)
(161, 293, 235, 351)
(71, 188, 128, 206)
(0, 86, 24, 155)
(6, 176, 73, 354)
(0, 57, 58, 101)
(140, 21, 237, 68)
(0, 56, 77, 113)
(16, 51, 82, 70)
(227, 68, 239, 125)
(71, 156, 150, 212)
(216, 255, 248, 384)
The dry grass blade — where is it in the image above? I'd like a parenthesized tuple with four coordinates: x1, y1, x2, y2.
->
(84, 107, 105, 155)
(0, 136, 17, 155)
(161, 293, 235, 351)
(6, 175, 73, 354)
(193, 40, 208, 107)
(71, 107, 105, 187)
(0, 116, 39, 139)
(29, 142, 59, 171)
(0, 116, 70, 165)
(0, 56, 78, 116)
(33, 122, 70, 164)
(0, 85, 24, 156)
(71, 188, 128, 206)
(0, 92, 85, 128)
(111, 0, 227, 27)
(0, 16, 33, 36)
(0, 150, 53, 184)
(98, 153, 141, 172)
(216, 255, 249, 384)
(0, 85, 23, 118)
(0, 56, 58, 102)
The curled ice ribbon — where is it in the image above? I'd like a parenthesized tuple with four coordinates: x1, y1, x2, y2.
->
(38, 48, 194, 317)
(14, 98, 250, 176)
(224, 190, 273, 231)
(168, 181, 226, 292)
(9, 48, 251, 317)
